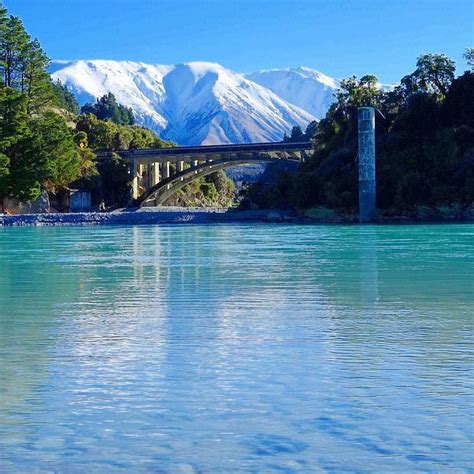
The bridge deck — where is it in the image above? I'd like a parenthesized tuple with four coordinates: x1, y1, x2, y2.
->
(97, 141, 312, 160)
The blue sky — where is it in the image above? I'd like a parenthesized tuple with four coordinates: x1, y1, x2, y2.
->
(4, 0, 473, 83)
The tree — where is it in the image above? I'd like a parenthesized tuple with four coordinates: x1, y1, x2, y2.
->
(73, 131, 97, 178)
(76, 113, 169, 151)
(291, 125, 304, 141)
(22, 38, 54, 113)
(401, 53, 455, 98)
(52, 80, 79, 114)
(0, 3, 90, 202)
(81, 92, 135, 125)
(0, 13, 54, 113)
(464, 48, 474, 71)
(242, 52, 474, 216)
(10, 112, 81, 199)
(0, 86, 29, 198)
(335, 74, 380, 109)
(0, 15, 29, 89)
(442, 71, 474, 129)
(304, 121, 318, 140)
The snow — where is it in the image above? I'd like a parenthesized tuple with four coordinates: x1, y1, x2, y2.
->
(51, 60, 337, 145)
(246, 67, 339, 120)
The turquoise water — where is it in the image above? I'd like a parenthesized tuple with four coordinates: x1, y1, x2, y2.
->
(0, 224, 473, 473)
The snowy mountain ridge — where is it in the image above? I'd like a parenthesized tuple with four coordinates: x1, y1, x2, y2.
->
(51, 60, 339, 145)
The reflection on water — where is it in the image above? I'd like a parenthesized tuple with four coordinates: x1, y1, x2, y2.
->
(0, 224, 473, 472)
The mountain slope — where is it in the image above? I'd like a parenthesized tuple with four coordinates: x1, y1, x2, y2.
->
(246, 67, 338, 119)
(51, 60, 318, 145)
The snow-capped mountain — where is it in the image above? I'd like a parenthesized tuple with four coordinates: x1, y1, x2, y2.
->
(246, 67, 338, 120)
(51, 60, 337, 145)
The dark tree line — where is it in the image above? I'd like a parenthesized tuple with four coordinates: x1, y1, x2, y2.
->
(243, 51, 474, 217)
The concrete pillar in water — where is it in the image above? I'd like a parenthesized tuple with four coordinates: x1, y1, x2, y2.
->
(358, 107, 376, 222)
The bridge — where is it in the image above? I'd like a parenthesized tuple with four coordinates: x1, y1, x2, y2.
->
(98, 141, 313, 206)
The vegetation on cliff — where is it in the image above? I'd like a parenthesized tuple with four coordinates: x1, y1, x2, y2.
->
(243, 51, 474, 217)
(80, 92, 135, 126)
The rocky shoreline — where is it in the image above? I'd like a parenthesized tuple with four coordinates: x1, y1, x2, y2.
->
(0, 208, 298, 226)
(1, 206, 473, 227)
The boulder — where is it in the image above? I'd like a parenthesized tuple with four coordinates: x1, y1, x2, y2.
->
(3, 190, 50, 214)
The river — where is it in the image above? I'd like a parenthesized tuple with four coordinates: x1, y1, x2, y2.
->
(0, 224, 472, 472)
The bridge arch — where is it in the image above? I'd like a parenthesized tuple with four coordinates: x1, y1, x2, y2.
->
(138, 154, 301, 206)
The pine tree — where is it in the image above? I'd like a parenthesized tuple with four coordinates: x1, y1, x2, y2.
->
(0, 3, 87, 201)
(12, 112, 81, 197)
(0, 16, 29, 89)
(81, 92, 135, 125)
(22, 38, 54, 113)
(0, 86, 33, 199)
(304, 121, 318, 141)
(464, 48, 474, 71)
(52, 80, 79, 114)
(290, 125, 304, 142)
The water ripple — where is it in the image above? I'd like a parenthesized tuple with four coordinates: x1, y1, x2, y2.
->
(0, 223, 473, 472)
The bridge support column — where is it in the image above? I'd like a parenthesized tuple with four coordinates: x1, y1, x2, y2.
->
(146, 163, 152, 190)
(163, 161, 170, 179)
(177, 159, 184, 181)
(129, 157, 139, 201)
(151, 162, 160, 185)
(358, 107, 376, 223)
(163, 161, 171, 190)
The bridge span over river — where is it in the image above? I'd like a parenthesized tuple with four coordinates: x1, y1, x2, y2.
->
(98, 141, 313, 206)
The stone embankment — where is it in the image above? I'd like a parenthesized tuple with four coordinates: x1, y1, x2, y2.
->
(0, 208, 296, 226)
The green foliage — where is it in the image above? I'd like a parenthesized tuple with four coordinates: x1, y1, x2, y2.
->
(74, 113, 173, 207)
(335, 74, 380, 108)
(282, 121, 318, 143)
(304, 120, 318, 140)
(81, 92, 135, 125)
(52, 80, 79, 114)
(10, 112, 81, 200)
(464, 48, 474, 70)
(290, 125, 304, 141)
(170, 170, 236, 208)
(245, 52, 474, 216)
(0, 3, 89, 202)
(0, 13, 54, 114)
(400, 53, 455, 99)
(75, 113, 170, 151)
(442, 71, 474, 129)
(95, 153, 130, 207)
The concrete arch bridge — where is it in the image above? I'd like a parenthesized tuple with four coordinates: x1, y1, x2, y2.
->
(98, 142, 313, 206)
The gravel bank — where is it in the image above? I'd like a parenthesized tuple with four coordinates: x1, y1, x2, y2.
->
(0, 208, 296, 226)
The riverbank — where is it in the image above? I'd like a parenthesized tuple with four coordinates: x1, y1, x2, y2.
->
(0, 208, 297, 226)
(1, 205, 473, 226)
